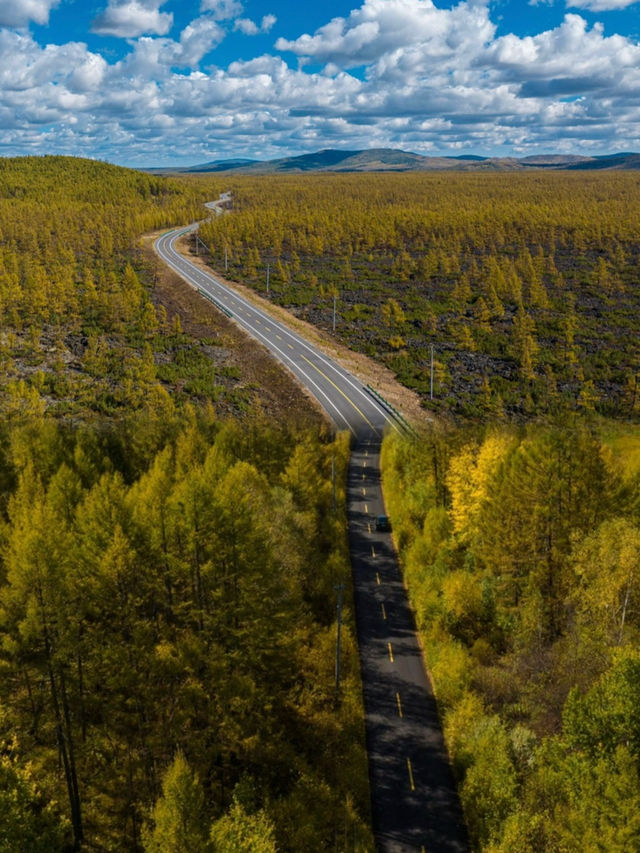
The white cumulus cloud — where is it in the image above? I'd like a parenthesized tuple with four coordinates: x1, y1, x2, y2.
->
(1, 0, 640, 165)
(276, 0, 495, 68)
(92, 0, 173, 39)
(199, 0, 243, 21)
(234, 14, 277, 35)
(0, 0, 60, 27)
(68, 52, 108, 92)
(174, 16, 225, 65)
(483, 14, 640, 91)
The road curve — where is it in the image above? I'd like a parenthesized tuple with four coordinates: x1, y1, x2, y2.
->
(154, 225, 468, 853)
(155, 226, 399, 441)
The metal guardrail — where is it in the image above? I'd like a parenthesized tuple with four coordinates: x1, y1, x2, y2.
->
(199, 289, 233, 318)
(364, 384, 418, 438)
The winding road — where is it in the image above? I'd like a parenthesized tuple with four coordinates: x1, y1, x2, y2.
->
(155, 223, 468, 853)
(156, 226, 394, 440)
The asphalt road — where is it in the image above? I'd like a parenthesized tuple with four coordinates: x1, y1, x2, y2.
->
(348, 443, 468, 852)
(155, 225, 468, 853)
(155, 226, 397, 440)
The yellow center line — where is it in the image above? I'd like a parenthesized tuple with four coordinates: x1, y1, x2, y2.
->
(362, 472, 365, 480)
(264, 326, 271, 332)
(362, 487, 366, 497)
(255, 318, 261, 324)
(381, 603, 387, 620)
(371, 545, 376, 558)
(407, 758, 415, 792)
(367, 522, 372, 534)
(276, 334, 282, 340)
(364, 504, 369, 514)
(387, 642, 394, 663)
(300, 354, 379, 435)
(376, 572, 381, 585)
(288, 344, 294, 350)
(396, 692, 403, 717)
(363, 461, 367, 468)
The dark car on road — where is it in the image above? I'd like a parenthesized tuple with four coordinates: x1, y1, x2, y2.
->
(375, 514, 391, 532)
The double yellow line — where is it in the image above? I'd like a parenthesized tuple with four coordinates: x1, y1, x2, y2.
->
(300, 354, 379, 435)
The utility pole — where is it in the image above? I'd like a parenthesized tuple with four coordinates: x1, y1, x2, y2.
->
(196, 235, 210, 255)
(430, 344, 435, 400)
(334, 583, 344, 701)
(266, 263, 270, 294)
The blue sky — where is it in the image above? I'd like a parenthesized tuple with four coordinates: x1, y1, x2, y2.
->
(1, 0, 639, 165)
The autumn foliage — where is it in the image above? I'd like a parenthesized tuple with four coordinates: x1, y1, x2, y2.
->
(382, 420, 640, 850)
(0, 159, 372, 852)
(197, 172, 640, 420)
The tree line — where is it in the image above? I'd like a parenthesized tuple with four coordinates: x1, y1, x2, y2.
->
(196, 172, 640, 420)
(381, 419, 640, 850)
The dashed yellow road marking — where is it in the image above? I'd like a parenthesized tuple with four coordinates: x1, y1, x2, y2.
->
(362, 472, 365, 480)
(367, 522, 372, 534)
(387, 642, 394, 663)
(371, 545, 376, 558)
(396, 692, 403, 717)
(407, 758, 415, 792)
(381, 603, 387, 620)
(255, 318, 261, 324)
(362, 488, 366, 497)
(276, 334, 282, 340)
(288, 343, 294, 350)
(376, 572, 381, 585)
(364, 504, 369, 514)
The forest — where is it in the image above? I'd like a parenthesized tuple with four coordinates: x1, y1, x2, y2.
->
(3, 157, 640, 851)
(0, 156, 229, 421)
(0, 158, 373, 851)
(381, 419, 640, 851)
(195, 169, 640, 848)
(197, 172, 640, 421)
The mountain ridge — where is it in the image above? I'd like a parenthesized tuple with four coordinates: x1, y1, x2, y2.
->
(147, 147, 640, 175)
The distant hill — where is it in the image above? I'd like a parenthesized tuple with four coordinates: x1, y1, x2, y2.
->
(567, 153, 640, 170)
(146, 158, 259, 175)
(187, 158, 259, 173)
(147, 148, 640, 175)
